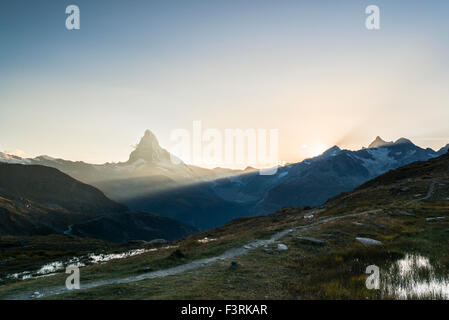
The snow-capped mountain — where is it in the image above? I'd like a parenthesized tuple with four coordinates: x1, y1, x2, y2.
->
(0, 130, 235, 200)
(128, 130, 174, 164)
(209, 136, 449, 217)
(1, 134, 448, 230)
(0, 152, 33, 164)
(368, 136, 393, 148)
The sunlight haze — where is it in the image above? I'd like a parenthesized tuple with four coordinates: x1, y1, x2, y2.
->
(1, 0, 448, 167)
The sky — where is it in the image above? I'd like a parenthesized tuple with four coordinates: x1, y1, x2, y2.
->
(1, 0, 449, 167)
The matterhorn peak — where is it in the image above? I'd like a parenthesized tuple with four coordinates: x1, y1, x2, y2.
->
(127, 130, 171, 164)
(368, 136, 393, 149)
(140, 129, 160, 147)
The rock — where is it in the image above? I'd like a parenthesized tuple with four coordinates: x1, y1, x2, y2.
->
(277, 244, 288, 251)
(304, 214, 314, 219)
(426, 217, 446, 222)
(398, 211, 416, 217)
(390, 187, 400, 194)
(263, 248, 273, 253)
(230, 261, 238, 269)
(390, 186, 409, 195)
(140, 267, 153, 272)
(356, 237, 383, 246)
(296, 237, 326, 246)
(169, 249, 185, 259)
(148, 239, 167, 245)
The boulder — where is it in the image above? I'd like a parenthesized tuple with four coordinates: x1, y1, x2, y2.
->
(356, 237, 383, 246)
(426, 217, 446, 222)
(296, 237, 326, 246)
(398, 211, 416, 217)
(277, 244, 288, 251)
(148, 239, 168, 245)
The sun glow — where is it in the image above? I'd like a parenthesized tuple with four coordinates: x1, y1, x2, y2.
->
(302, 143, 328, 158)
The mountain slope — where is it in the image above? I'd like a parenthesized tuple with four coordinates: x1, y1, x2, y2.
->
(127, 181, 253, 230)
(0, 163, 196, 242)
(0, 164, 126, 213)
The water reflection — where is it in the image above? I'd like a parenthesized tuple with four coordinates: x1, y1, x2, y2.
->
(197, 237, 217, 244)
(6, 246, 178, 281)
(383, 254, 449, 299)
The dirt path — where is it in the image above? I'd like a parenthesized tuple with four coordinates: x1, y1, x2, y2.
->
(406, 180, 436, 205)
(6, 210, 379, 300)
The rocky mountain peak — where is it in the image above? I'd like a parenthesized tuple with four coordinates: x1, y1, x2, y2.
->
(322, 146, 342, 157)
(394, 137, 414, 145)
(368, 136, 393, 149)
(127, 130, 171, 164)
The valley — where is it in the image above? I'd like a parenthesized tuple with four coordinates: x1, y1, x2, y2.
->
(0, 163, 197, 242)
(3, 0, 449, 304)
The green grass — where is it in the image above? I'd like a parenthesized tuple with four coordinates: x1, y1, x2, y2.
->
(41, 205, 449, 300)
(0, 232, 259, 299)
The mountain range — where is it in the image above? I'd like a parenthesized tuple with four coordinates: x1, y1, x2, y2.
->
(112, 133, 449, 229)
(210, 136, 449, 215)
(0, 130, 240, 201)
(3, 148, 449, 299)
(1, 131, 448, 231)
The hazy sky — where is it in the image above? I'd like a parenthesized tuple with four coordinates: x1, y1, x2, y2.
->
(1, 0, 449, 167)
